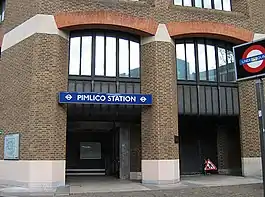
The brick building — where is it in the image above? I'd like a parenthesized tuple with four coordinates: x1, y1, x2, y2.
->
(0, 0, 264, 188)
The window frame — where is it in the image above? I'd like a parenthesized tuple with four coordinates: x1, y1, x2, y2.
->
(173, 0, 232, 11)
(175, 38, 236, 84)
(68, 30, 141, 81)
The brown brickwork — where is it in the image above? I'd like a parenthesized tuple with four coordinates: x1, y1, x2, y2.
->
(2, 0, 255, 35)
(231, 0, 248, 15)
(55, 11, 158, 36)
(3, 0, 39, 33)
(237, 0, 265, 160)
(141, 41, 178, 160)
(0, 34, 68, 160)
(0, 23, 4, 47)
(247, 0, 265, 33)
(238, 80, 261, 158)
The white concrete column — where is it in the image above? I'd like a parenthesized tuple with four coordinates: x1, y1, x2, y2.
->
(0, 160, 65, 188)
(242, 157, 262, 177)
(142, 160, 180, 184)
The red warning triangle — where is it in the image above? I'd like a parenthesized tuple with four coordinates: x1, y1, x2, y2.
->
(204, 159, 217, 171)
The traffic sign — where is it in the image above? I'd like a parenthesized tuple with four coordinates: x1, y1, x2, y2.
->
(204, 159, 217, 171)
(233, 38, 265, 81)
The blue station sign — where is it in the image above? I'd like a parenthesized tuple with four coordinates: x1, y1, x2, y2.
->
(58, 92, 152, 105)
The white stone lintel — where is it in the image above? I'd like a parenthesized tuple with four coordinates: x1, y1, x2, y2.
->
(253, 33, 265, 42)
(2, 14, 68, 52)
(141, 24, 174, 46)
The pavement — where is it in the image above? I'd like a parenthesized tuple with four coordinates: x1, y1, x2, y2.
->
(0, 175, 263, 197)
(64, 184, 263, 197)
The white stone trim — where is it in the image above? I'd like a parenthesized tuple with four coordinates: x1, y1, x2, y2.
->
(130, 172, 142, 180)
(0, 160, 65, 188)
(242, 157, 262, 178)
(141, 159, 180, 184)
(253, 33, 265, 41)
(141, 24, 174, 46)
(2, 14, 68, 52)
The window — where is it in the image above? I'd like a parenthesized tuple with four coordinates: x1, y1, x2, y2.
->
(0, 0, 5, 22)
(69, 31, 140, 78)
(174, 0, 231, 11)
(176, 38, 235, 82)
(176, 42, 196, 80)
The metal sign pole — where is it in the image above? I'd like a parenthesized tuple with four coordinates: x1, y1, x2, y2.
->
(255, 78, 265, 197)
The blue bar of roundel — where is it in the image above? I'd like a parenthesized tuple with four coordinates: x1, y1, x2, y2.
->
(58, 92, 152, 105)
(239, 54, 265, 65)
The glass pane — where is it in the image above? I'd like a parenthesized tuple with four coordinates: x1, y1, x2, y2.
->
(198, 44, 207, 80)
(186, 43, 196, 80)
(195, 0, 202, 7)
(174, 0, 182, 5)
(81, 36, 92, 75)
(183, 0, 192, 6)
(119, 39, 129, 77)
(176, 43, 186, 80)
(69, 37, 80, 75)
(95, 35, 105, 76)
(130, 41, 140, 78)
(203, 0, 212, 8)
(1, 0, 5, 21)
(227, 49, 234, 63)
(80, 142, 101, 160)
(218, 47, 227, 82)
(106, 37, 116, 77)
(223, 0, 231, 11)
(227, 50, 235, 81)
(207, 45, 217, 81)
(214, 0, 222, 10)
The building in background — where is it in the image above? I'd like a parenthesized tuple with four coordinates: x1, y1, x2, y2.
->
(0, 0, 264, 188)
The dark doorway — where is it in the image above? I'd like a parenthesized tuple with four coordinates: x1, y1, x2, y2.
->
(179, 115, 241, 175)
(179, 116, 218, 175)
(66, 122, 120, 177)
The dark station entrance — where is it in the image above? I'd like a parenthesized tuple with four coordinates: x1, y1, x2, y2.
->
(66, 123, 121, 177)
(65, 101, 141, 180)
(179, 115, 242, 176)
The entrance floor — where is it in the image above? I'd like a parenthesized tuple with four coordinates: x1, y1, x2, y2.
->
(67, 176, 148, 193)
(66, 175, 262, 194)
(0, 175, 262, 196)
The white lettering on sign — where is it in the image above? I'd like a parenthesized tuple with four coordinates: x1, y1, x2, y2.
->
(107, 95, 136, 102)
(77, 95, 106, 102)
(76, 94, 137, 103)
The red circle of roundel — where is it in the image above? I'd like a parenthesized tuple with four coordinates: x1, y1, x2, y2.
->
(242, 45, 265, 73)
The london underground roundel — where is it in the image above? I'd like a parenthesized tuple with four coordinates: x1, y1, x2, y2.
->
(234, 39, 265, 81)
(241, 45, 265, 73)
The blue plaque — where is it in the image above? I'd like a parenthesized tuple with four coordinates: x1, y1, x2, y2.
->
(4, 133, 20, 160)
